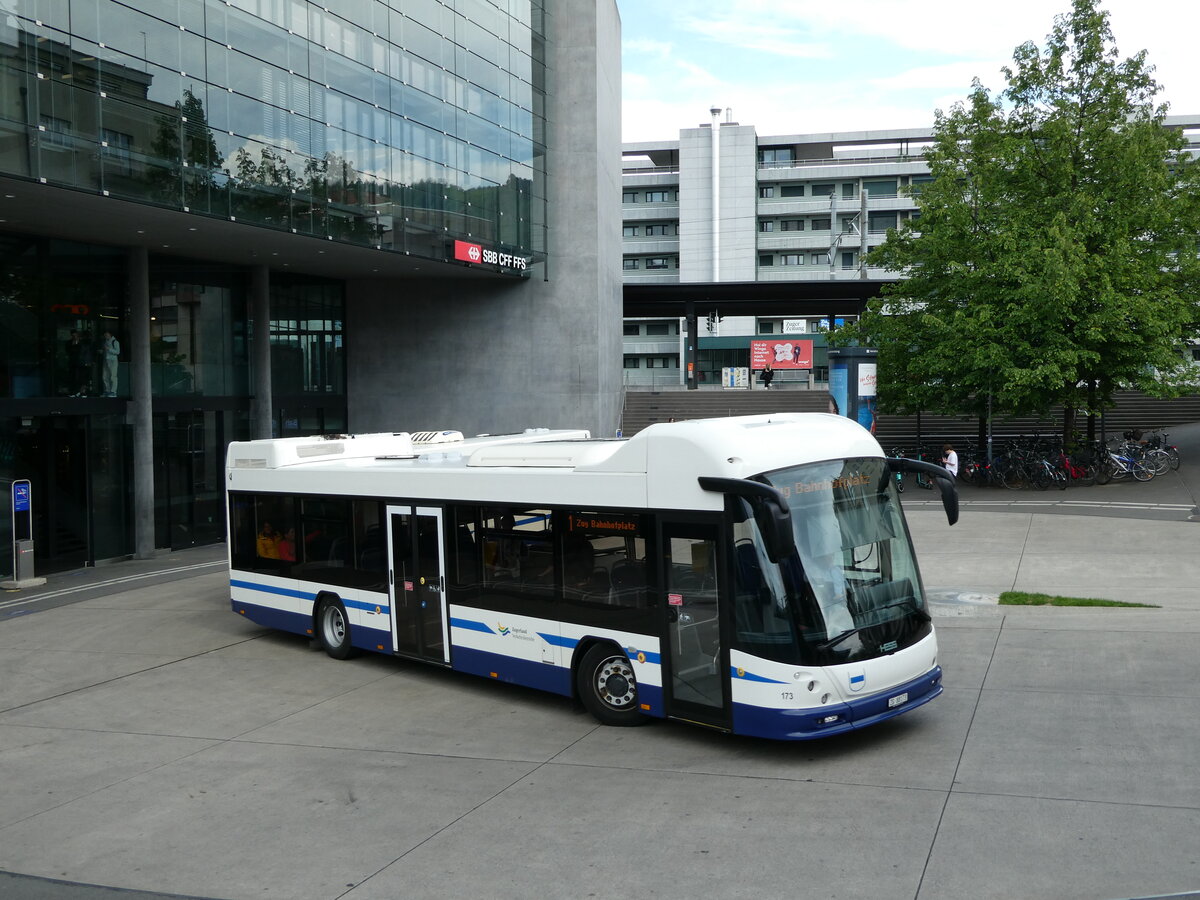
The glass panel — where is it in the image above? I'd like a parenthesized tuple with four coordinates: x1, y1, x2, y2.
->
(758, 457, 932, 663)
(415, 511, 444, 657)
(391, 511, 418, 654)
(665, 530, 722, 710)
(269, 278, 346, 395)
(150, 276, 244, 397)
(561, 512, 648, 608)
(1, 0, 546, 267)
(0, 235, 126, 401)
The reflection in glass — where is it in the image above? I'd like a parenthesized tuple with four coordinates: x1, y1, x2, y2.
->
(0, 2, 545, 271)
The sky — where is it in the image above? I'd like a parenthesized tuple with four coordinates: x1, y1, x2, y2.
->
(615, 0, 1200, 144)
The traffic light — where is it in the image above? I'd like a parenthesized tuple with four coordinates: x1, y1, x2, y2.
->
(706, 313, 716, 332)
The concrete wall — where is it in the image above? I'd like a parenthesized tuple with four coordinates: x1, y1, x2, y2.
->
(344, 0, 623, 439)
(678, 125, 712, 283)
(678, 123, 758, 283)
(719, 124, 759, 281)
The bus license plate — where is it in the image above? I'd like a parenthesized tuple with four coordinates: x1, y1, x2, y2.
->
(887, 692, 908, 708)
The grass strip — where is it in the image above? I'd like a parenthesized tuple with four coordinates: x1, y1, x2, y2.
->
(999, 591, 1157, 608)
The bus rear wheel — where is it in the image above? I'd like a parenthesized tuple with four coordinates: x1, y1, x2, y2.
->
(317, 597, 357, 660)
(577, 645, 647, 727)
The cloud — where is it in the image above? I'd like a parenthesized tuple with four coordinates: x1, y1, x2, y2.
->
(681, 15, 832, 59)
(872, 61, 1009, 93)
(616, 0, 1200, 143)
(674, 59, 722, 88)
(622, 38, 673, 58)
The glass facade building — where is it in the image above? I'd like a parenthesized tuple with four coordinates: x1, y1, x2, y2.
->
(0, 0, 558, 575)
(0, 0, 545, 263)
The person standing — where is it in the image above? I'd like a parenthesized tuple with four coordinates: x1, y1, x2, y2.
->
(100, 329, 121, 397)
(65, 329, 91, 397)
(942, 443, 959, 477)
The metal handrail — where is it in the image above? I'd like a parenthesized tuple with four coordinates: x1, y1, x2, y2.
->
(758, 155, 927, 169)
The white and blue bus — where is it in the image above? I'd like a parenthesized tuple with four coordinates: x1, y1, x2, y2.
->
(225, 414, 958, 741)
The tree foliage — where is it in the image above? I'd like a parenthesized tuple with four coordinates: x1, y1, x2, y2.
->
(835, 0, 1200, 428)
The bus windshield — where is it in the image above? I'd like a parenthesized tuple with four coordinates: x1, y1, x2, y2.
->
(733, 457, 930, 666)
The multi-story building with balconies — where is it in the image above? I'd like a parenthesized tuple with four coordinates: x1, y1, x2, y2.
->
(621, 113, 1200, 388)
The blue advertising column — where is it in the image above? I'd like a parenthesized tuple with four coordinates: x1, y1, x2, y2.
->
(2, 478, 46, 588)
(826, 347, 879, 434)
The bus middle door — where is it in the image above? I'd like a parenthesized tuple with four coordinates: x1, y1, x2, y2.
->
(660, 521, 731, 731)
(387, 505, 450, 664)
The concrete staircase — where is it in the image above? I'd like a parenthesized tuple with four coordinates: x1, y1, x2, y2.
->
(874, 390, 1200, 452)
(620, 388, 830, 435)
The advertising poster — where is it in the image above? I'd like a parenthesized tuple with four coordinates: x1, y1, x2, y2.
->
(828, 361, 848, 418)
(856, 362, 877, 434)
(749, 339, 813, 370)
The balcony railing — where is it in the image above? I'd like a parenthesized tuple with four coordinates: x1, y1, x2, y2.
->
(758, 153, 930, 169)
(622, 165, 681, 176)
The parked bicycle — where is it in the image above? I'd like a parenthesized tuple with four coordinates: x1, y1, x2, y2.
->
(1096, 441, 1154, 483)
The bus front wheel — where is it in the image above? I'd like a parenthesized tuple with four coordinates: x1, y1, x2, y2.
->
(317, 597, 356, 660)
(577, 645, 647, 727)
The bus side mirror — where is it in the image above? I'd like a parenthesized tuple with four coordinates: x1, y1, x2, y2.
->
(886, 458, 959, 525)
(697, 477, 796, 563)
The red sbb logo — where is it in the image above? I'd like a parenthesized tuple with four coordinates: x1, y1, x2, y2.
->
(455, 240, 483, 263)
(454, 240, 528, 270)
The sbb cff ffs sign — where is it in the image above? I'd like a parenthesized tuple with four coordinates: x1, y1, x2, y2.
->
(454, 240, 528, 271)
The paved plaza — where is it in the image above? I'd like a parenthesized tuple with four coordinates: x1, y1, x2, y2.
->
(0, 442, 1197, 900)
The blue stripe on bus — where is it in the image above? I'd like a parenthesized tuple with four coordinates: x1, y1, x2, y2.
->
(231, 580, 389, 616)
(450, 616, 496, 635)
(538, 631, 577, 649)
(730, 666, 787, 684)
(450, 646, 665, 720)
(231, 579, 316, 602)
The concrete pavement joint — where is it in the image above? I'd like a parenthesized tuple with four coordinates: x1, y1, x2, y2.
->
(0, 561, 225, 610)
(331, 723, 607, 899)
(913, 611, 1008, 900)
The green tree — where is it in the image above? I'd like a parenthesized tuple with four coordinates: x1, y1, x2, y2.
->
(837, 0, 1200, 441)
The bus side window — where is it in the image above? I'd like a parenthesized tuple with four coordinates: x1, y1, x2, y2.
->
(297, 498, 350, 580)
(480, 507, 553, 597)
(251, 496, 295, 573)
(351, 500, 385, 591)
(560, 513, 649, 609)
(451, 506, 480, 588)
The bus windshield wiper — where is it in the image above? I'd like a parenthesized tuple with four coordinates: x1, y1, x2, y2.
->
(815, 599, 931, 651)
(816, 625, 868, 651)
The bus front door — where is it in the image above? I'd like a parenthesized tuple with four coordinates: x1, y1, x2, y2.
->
(387, 506, 450, 664)
(661, 523, 731, 731)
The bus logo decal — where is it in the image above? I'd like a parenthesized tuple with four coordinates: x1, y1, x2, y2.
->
(849, 672, 866, 692)
(498, 624, 510, 636)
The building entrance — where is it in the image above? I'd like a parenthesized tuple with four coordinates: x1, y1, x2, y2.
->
(3, 416, 93, 575)
(155, 411, 226, 551)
